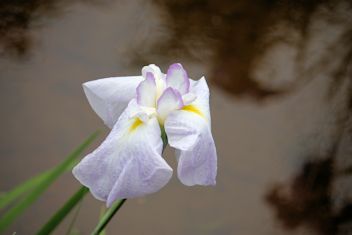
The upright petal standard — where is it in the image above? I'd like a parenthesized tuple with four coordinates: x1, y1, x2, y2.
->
(73, 63, 217, 207)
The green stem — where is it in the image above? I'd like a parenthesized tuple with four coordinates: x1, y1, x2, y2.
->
(91, 199, 127, 235)
(160, 126, 168, 150)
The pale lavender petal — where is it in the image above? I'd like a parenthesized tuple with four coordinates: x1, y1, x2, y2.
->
(136, 72, 157, 107)
(142, 64, 166, 98)
(72, 100, 172, 206)
(83, 76, 143, 128)
(142, 64, 163, 81)
(166, 63, 190, 95)
(182, 92, 197, 105)
(156, 87, 184, 122)
(188, 77, 211, 122)
(164, 77, 217, 186)
(177, 139, 216, 186)
(165, 110, 217, 186)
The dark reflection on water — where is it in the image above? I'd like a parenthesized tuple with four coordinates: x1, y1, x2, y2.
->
(265, 86, 352, 235)
(0, 0, 66, 57)
(1, 0, 351, 98)
(132, 0, 352, 100)
(266, 149, 352, 234)
(0, 0, 104, 57)
(142, 0, 352, 233)
(267, 157, 336, 234)
(1, 0, 352, 234)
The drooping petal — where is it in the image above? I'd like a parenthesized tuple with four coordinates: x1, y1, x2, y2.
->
(166, 113, 217, 186)
(164, 77, 217, 186)
(156, 87, 183, 123)
(72, 100, 172, 207)
(166, 63, 190, 95)
(136, 72, 157, 107)
(83, 76, 143, 128)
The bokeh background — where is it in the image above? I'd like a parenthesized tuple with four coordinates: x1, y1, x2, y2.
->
(1, 0, 352, 234)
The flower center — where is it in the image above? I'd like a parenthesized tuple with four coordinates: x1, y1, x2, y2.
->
(134, 63, 197, 125)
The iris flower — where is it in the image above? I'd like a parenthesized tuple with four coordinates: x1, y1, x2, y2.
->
(73, 63, 217, 207)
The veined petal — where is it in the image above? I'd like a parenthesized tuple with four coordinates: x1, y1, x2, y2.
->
(83, 76, 143, 128)
(72, 100, 173, 207)
(157, 87, 183, 123)
(166, 63, 190, 95)
(136, 72, 157, 107)
(163, 77, 210, 150)
(164, 77, 217, 186)
(165, 111, 217, 186)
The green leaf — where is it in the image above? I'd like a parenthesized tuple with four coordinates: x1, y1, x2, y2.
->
(91, 199, 127, 235)
(65, 195, 84, 235)
(0, 158, 81, 211)
(36, 186, 89, 235)
(0, 170, 51, 210)
(69, 229, 81, 235)
(0, 131, 99, 233)
(0, 153, 84, 210)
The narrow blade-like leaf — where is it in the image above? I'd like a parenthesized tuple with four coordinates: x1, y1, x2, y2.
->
(65, 194, 84, 235)
(0, 131, 99, 233)
(0, 158, 80, 210)
(37, 186, 89, 235)
(0, 170, 51, 210)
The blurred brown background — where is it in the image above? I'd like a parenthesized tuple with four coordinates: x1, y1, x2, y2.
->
(1, 0, 352, 234)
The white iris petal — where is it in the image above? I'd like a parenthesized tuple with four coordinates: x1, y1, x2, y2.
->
(73, 100, 172, 207)
(165, 78, 217, 186)
(83, 76, 143, 128)
(73, 63, 217, 206)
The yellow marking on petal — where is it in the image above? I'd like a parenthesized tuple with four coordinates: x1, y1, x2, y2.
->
(129, 118, 143, 132)
(182, 105, 204, 117)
